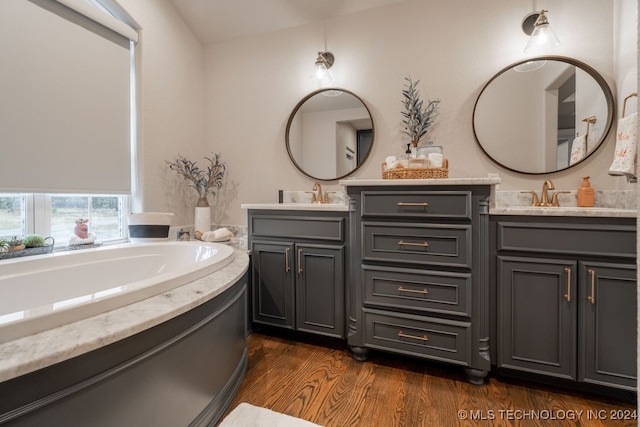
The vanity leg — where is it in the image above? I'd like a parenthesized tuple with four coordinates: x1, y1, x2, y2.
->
(464, 368, 488, 386)
(350, 346, 369, 362)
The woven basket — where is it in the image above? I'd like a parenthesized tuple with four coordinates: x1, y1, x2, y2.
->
(381, 159, 449, 179)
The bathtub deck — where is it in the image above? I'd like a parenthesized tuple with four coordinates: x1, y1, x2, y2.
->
(0, 249, 249, 383)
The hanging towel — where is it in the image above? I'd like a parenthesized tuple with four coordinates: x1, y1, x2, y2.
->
(609, 112, 638, 177)
(569, 134, 587, 165)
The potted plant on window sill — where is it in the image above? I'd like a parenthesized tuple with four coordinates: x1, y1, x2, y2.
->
(0, 234, 54, 260)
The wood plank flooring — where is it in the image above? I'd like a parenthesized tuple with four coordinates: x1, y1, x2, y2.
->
(222, 332, 637, 426)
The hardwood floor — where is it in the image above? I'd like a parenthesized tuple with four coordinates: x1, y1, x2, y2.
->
(223, 332, 637, 426)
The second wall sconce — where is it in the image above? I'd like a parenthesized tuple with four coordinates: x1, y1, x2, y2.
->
(522, 10, 560, 53)
(311, 51, 334, 85)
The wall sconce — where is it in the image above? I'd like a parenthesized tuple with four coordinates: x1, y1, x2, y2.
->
(522, 10, 560, 53)
(311, 51, 334, 85)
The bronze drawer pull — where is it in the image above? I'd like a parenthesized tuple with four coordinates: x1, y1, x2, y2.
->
(398, 331, 429, 342)
(398, 287, 428, 295)
(397, 202, 428, 207)
(587, 269, 596, 304)
(398, 240, 429, 248)
(285, 248, 290, 272)
(564, 267, 571, 302)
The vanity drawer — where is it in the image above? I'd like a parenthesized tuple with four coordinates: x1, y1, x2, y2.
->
(250, 214, 345, 242)
(364, 309, 470, 364)
(363, 266, 471, 317)
(362, 222, 472, 268)
(497, 221, 636, 259)
(361, 191, 471, 220)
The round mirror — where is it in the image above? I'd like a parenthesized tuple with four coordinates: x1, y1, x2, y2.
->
(473, 56, 614, 174)
(286, 88, 374, 181)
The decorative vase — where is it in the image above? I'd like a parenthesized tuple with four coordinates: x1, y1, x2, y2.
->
(194, 197, 211, 234)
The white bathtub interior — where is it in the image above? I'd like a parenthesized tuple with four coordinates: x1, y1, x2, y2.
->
(0, 241, 234, 344)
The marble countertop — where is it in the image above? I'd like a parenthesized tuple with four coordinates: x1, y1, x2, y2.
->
(492, 190, 637, 218)
(241, 203, 349, 211)
(338, 177, 502, 186)
(0, 249, 249, 383)
(490, 206, 637, 218)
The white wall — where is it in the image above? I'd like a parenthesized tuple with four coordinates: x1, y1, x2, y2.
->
(117, 0, 205, 226)
(203, 0, 629, 226)
(113, 0, 633, 228)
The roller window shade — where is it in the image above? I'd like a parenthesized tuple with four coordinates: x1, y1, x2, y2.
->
(0, 0, 135, 194)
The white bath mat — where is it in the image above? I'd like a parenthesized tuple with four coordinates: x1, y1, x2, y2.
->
(219, 403, 322, 427)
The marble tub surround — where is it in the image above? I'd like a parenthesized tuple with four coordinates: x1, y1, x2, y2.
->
(0, 249, 249, 383)
(492, 190, 637, 217)
(169, 224, 248, 250)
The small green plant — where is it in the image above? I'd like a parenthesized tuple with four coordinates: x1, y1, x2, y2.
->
(7, 236, 23, 251)
(8, 236, 22, 247)
(401, 76, 440, 147)
(0, 239, 8, 252)
(23, 234, 46, 248)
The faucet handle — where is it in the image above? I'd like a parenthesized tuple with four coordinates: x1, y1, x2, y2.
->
(520, 191, 540, 207)
(550, 191, 571, 207)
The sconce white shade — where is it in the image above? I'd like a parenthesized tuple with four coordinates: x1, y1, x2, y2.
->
(523, 10, 560, 53)
(311, 51, 334, 85)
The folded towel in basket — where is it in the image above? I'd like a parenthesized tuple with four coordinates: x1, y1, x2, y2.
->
(609, 112, 638, 177)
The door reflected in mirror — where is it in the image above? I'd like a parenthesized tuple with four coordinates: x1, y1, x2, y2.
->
(286, 88, 374, 181)
(473, 57, 614, 174)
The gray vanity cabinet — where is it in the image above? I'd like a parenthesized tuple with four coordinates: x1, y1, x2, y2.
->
(498, 257, 578, 379)
(579, 262, 636, 390)
(248, 210, 347, 339)
(493, 217, 637, 392)
(346, 185, 493, 385)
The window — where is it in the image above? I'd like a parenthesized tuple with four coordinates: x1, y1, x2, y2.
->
(0, 194, 129, 247)
(0, 1, 138, 248)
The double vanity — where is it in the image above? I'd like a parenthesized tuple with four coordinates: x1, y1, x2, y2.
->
(246, 51, 636, 395)
(243, 178, 637, 395)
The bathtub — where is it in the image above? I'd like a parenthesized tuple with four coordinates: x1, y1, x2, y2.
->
(0, 241, 234, 344)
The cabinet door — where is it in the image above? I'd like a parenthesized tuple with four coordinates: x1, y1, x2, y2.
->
(498, 256, 577, 380)
(295, 244, 345, 338)
(251, 241, 295, 329)
(579, 262, 637, 391)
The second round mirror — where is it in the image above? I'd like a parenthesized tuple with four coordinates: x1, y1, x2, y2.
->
(473, 56, 614, 174)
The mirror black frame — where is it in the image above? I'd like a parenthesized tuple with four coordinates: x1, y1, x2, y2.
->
(285, 88, 375, 181)
(472, 56, 615, 174)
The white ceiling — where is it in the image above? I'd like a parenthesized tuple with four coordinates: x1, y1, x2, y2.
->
(168, 0, 407, 45)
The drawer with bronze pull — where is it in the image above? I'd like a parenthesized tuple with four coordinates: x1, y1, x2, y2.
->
(363, 309, 471, 363)
(362, 222, 472, 268)
(363, 265, 471, 317)
(361, 190, 472, 219)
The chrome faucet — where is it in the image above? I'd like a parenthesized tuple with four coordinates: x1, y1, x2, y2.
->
(539, 180, 555, 207)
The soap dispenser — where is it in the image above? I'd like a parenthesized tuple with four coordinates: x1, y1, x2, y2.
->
(577, 176, 595, 207)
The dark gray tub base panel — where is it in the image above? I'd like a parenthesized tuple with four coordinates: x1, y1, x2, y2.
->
(0, 274, 248, 427)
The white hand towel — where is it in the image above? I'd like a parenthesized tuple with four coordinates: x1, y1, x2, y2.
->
(202, 227, 233, 242)
(569, 134, 587, 165)
(609, 112, 638, 177)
